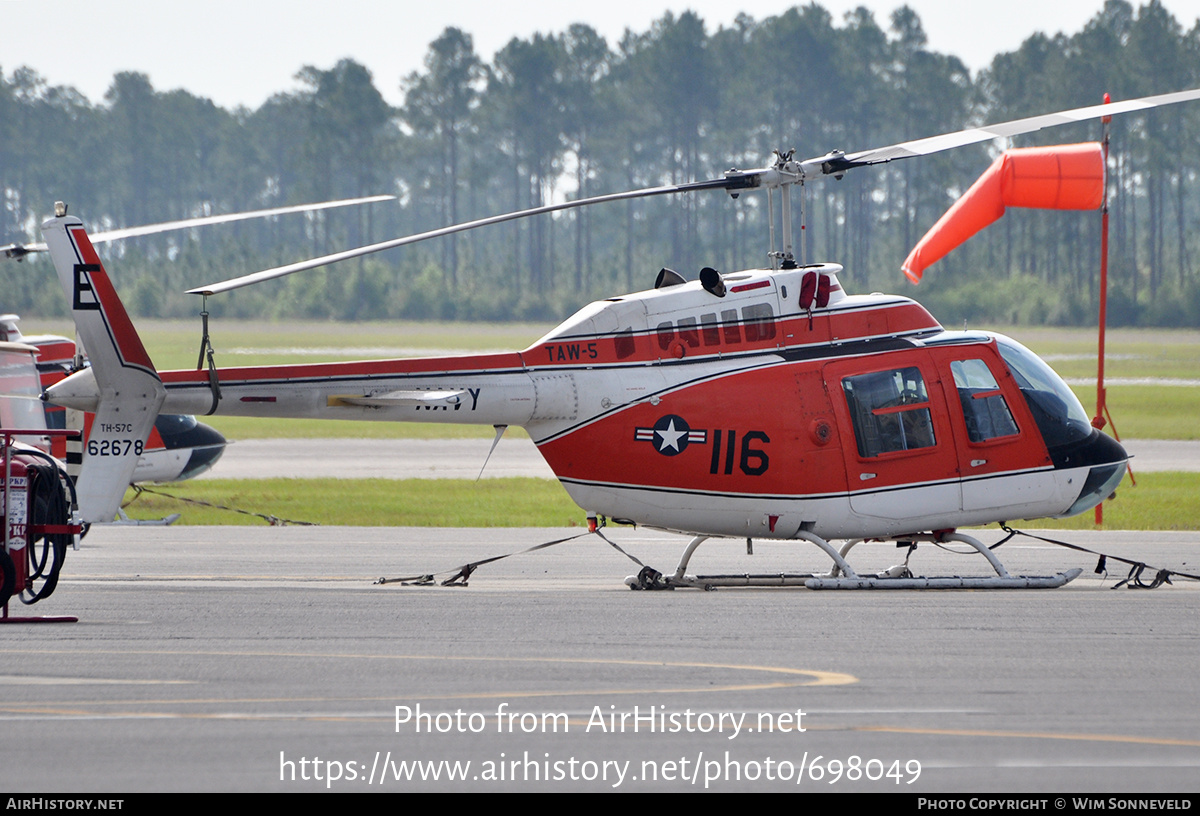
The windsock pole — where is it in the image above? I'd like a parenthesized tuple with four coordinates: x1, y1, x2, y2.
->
(1093, 93, 1135, 524)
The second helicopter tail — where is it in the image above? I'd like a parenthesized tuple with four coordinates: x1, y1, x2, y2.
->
(39, 206, 165, 522)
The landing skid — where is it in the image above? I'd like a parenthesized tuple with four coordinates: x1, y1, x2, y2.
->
(625, 531, 1081, 590)
(112, 509, 181, 526)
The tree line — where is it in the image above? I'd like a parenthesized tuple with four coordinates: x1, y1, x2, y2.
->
(1, 0, 1198, 327)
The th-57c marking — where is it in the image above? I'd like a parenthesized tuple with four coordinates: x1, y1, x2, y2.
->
(88, 439, 143, 456)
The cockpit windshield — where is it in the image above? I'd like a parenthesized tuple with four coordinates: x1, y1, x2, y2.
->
(995, 336, 1093, 449)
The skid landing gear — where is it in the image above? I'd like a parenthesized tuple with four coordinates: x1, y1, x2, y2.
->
(625, 530, 1081, 590)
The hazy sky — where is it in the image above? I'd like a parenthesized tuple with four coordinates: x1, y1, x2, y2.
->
(3, 0, 1197, 110)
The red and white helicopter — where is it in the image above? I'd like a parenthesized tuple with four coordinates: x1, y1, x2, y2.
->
(1, 195, 394, 506)
(38, 88, 1200, 589)
(0, 315, 226, 486)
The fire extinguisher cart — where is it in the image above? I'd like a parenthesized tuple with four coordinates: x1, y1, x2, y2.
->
(0, 428, 83, 623)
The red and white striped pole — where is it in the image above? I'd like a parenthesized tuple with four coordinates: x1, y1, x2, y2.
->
(1092, 93, 1136, 524)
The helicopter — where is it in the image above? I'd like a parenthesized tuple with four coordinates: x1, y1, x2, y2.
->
(36, 87, 1200, 590)
(0, 315, 226, 486)
(0, 196, 396, 509)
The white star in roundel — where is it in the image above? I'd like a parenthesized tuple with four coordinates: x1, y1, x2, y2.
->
(655, 419, 687, 453)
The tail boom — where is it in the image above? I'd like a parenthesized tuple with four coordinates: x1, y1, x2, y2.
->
(152, 356, 547, 427)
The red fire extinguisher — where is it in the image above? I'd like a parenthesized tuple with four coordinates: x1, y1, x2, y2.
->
(0, 430, 81, 616)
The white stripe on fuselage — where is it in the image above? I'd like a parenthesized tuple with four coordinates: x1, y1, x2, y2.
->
(558, 466, 1080, 541)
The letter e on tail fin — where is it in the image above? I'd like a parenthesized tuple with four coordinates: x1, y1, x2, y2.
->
(41, 213, 165, 522)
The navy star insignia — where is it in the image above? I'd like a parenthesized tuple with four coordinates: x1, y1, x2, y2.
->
(635, 414, 708, 456)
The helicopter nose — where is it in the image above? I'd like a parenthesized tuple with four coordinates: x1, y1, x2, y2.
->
(1058, 430, 1128, 517)
(178, 439, 226, 480)
(174, 423, 227, 480)
(151, 415, 227, 481)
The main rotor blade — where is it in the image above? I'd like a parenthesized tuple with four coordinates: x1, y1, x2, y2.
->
(810, 87, 1200, 177)
(89, 194, 397, 243)
(5, 194, 395, 259)
(187, 178, 733, 295)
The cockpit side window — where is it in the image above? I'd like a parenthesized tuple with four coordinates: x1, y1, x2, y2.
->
(842, 367, 936, 458)
(951, 359, 1019, 442)
(996, 337, 1092, 449)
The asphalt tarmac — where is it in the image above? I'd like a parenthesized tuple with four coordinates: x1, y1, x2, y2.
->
(3, 524, 1198, 793)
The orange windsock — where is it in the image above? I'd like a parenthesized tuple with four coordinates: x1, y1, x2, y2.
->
(902, 142, 1104, 283)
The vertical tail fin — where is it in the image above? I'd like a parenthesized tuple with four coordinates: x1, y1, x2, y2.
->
(40, 210, 165, 522)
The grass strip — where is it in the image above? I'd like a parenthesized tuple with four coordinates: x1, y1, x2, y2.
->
(117, 473, 1200, 531)
(120, 477, 583, 527)
(1019, 472, 1200, 532)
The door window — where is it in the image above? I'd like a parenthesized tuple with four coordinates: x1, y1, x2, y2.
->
(841, 367, 936, 458)
(950, 359, 1019, 442)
